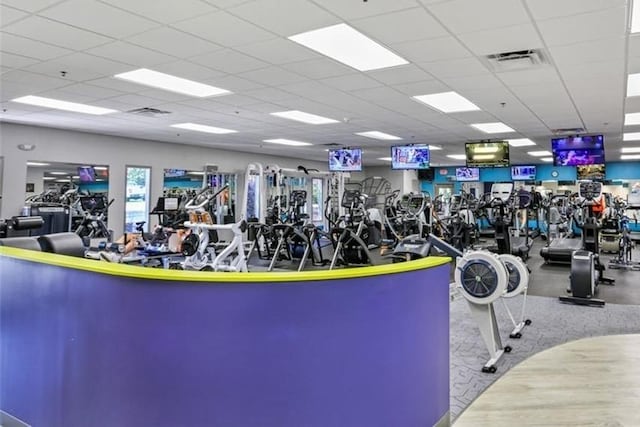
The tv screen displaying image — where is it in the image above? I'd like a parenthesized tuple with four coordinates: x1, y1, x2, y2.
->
(164, 168, 187, 178)
(77, 166, 96, 183)
(552, 135, 605, 166)
(391, 145, 430, 170)
(456, 167, 480, 182)
(329, 148, 362, 172)
(577, 164, 606, 181)
(511, 165, 536, 181)
(465, 141, 510, 167)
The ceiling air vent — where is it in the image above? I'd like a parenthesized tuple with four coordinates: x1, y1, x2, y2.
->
(484, 49, 548, 72)
(126, 107, 171, 117)
(552, 127, 586, 135)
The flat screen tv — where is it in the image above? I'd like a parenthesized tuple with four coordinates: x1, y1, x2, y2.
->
(329, 148, 362, 172)
(456, 167, 480, 182)
(465, 141, 509, 168)
(511, 165, 536, 181)
(577, 164, 606, 181)
(418, 168, 434, 181)
(552, 135, 605, 166)
(390, 145, 430, 170)
(77, 166, 96, 183)
(163, 168, 187, 178)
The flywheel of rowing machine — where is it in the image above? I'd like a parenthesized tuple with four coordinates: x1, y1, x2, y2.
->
(455, 251, 507, 305)
(497, 254, 529, 298)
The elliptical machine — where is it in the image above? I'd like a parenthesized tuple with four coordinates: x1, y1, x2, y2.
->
(560, 181, 614, 307)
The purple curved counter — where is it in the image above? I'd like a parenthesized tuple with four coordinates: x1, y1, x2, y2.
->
(0, 247, 451, 427)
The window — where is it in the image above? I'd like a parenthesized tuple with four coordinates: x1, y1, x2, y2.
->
(125, 166, 150, 232)
(312, 177, 323, 223)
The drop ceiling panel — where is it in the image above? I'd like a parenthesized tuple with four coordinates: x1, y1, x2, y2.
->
(309, 0, 420, 20)
(2, 70, 71, 92)
(102, 0, 217, 24)
(536, 6, 627, 47)
(0, 32, 73, 61)
(205, 74, 265, 92)
(190, 49, 269, 74)
(1, 0, 63, 12)
(367, 64, 433, 85)
(497, 67, 561, 87)
(228, 0, 340, 36)
(525, 0, 626, 21)
(172, 11, 277, 47)
(280, 58, 355, 80)
(441, 74, 505, 92)
(86, 41, 176, 67)
(234, 38, 320, 65)
(1, 5, 29, 26)
(390, 36, 472, 64)
(320, 74, 382, 91)
(3, 16, 114, 50)
(239, 66, 307, 86)
(51, 83, 126, 100)
(427, 0, 530, 34)
(549, 37, 626, 68)
(420, 57, 490, 79)
(393, 79, 450, 96)
(126, 27, 223, 59)
(457, 23, 543, 56)
(0, 52, 40, 69)
(151, 61, 226, 81)
(243, 87, 299, 103)
(39, 0, 160, 38)
(30, 53, 131, 80)
(353, 8, 448, 44)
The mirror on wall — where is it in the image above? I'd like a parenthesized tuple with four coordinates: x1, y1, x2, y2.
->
(24, 161, 110, 236)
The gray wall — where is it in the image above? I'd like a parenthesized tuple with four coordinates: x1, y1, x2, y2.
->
(0, 123, 326, 236)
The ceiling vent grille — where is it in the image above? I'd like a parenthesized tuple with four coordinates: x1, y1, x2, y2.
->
(552, 127, 586, 135)
(484, 49, 548, 72)
(126, 107, 171, 117)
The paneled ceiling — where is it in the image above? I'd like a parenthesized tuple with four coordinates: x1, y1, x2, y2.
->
(1, 0, 638, 166)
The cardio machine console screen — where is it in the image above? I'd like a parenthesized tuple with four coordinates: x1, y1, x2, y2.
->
(329, 148, 362, 172)
(578, 181, 603, 200)
(390, 145, 430, 170)
(80, 196, 105, 211)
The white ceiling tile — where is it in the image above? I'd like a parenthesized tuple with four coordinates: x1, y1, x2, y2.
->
(151, 61, 226, 81)
(239, 66, 307, 86)
(549, 37, 626, 68)
(190, 49, 269, 74)
(390, 36, 472, 64)
(320, 74, 382, 91)
(428, 0, 530, 34)
(280, 58, 355, 79)
(202, 0, 251, 9)
(393, 79, 450, 96)
(126, 27, 223, 59)
(228, 0, 340, 36)
(51, 83, 126, 100)
(39, 0, 160, 38)
(2, 70, 70, 92)
(368, 64, 433, 85)
(351, 86, 402, 102)
(136, 88, 200, 103)
(243, 87, 299, 102)
(0, 32, 74, 61)
(497, 67, 561, 87)
(234, 38, 319, 64)
(629, 56, 640, 74)
(457, 23, 543, 56)
(0, 52, 40, 68)
(203, 74, 264, 91)
(353, 7, 448, 44)
(1, 5, 29, 26)
(172, 10, 277, 47)
(215, 94, 262, 107)
(86, 42, 176, 67)
(3, 16, 114, 50)
(310, 0, 419, 20)
(537, 7, 627, 47)
(441, 74, 505, 92)
(27, 52, 131, 81)
(1, 0, 61, 12)
(102, 0, 217, 24)
(420, 57, 490, 79)
(525, 0, 626, 20)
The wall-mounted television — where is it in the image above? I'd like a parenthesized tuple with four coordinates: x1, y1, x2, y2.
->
(418, 168, 435, 181)
(329, 148, 362, 172)
(465, 141, 510, 167)
(551, 135, 605, 166)
(163, 168, 187, 178)
(390, 145, 430, 170)
(511, 165, 536, 181)
(456, 167, 480, 182)
(577, 164, 606, 181)
(77, 166, 96, 183)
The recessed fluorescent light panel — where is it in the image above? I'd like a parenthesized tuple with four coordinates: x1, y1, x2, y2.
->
(528, 150, 552, 157)
(507, 138, 536, 147)
(625, 112, 640, 126)
(94, 166, 108, 171)
(49, 171, 70, 175)
(624, 132, 640, 141)
(470, 122, 516, 134)
(621, 154, 640, 160)
(171, 123, 237, 134)
(288, 23, 409, 72)
(428, 145, 443, 150)
(447, 154, 467, 160)
(264, 138, 312, 147)
(628, 73, 640, 97)
(11, 95, 117, 115)
(355, 131, 402, 140)
(413, 91, 480, 113)
(270, 110, 339, 125)
(632, 0, 640, 33)
(26, 162, 50, 166)
(541, 157, 553, 162)
(621, 147, 640, 153)
(378, 157, 392, 161)
(114, 69, 231, 97)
